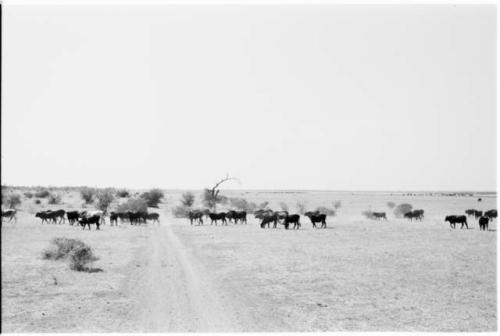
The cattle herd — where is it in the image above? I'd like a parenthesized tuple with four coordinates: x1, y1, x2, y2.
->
(0, 204, 497, 232)
(29, 209, 161, 230)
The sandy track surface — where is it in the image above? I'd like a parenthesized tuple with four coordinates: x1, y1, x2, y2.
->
(127, 217, 249, 332)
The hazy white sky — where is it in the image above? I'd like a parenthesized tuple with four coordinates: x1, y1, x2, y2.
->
(2, 4, 496, 190)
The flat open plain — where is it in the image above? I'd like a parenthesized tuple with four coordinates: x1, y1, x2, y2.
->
(1, 190, 496, 332)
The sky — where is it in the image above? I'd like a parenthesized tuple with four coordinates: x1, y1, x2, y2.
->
(1, 4, 496, 191)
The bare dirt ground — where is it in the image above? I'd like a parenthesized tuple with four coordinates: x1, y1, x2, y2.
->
(1, 190, 497, 332)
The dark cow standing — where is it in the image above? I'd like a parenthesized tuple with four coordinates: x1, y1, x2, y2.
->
(1, 209, 17, 223)
(79, 215, 101, 230)
(209, 213, 227, 226)
(235, 211, 247, 224)
(445, 215, 468, 229)
(109, 212, 119, 226)
(372, 212, 387, 220)
(66, 211, 80, 225)
(188, 210, 204, 225)
(146, 212, 160, 224)
(260, 214, 278, 229)
(304, 212, 327, 228)
(283, 214, 301, 230)
(478, 216, 489, 231)
(484, 209, 497, 220)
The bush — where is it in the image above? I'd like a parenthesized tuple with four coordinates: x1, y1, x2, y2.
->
(35, 199, 41, 205)
(48, 193, 62, 205)
(258, 201, 269, 209)
(96, 189, 114, 213)
(116, 198, 148, 213)
(80, 187, 97, 204)
(296, 202, 307, 215)
(229, 197, 257, 213)
(42, 238, 99, 272)
(172, 205, 190, 218)
(24, 192, 34, 199)
(279, 202, 289, 211)
(181, 192, 195, 207)
(394, 203, 413, 218)
(316, 206, 336, 216)
(5, 193, 22, 208)
(362, 210, 375, 219)
(35, 189, 50, 198)
(140, 189, 164, 208)
(386, 202, 396, 209)
(116, 189, 130, 198)
(332, 201, 342, 210)
(69, 246, 99, 271)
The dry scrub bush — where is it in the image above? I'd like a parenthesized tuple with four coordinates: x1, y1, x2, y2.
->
(279, 202, 289, 212)
(386, 202, 396, 209)
(96, 189, 114, 213)
(42, 238, 99, 272)
(316, 206, 336, 216)
(116, 189, 130, 198)
(5, 193, 22, 209)
(80, 187, 97, 204)
(34, 199, 42, 205)
(48, 193, 62, 205)
(116, 198, 148, 213)
(394, 203, 413, 218)
(362, 210, 375, 219)
(172, 205, 190, 218)
(35, 189, 50, 198)
(24, 192, 34, 199)
(229, 197, 257, 213)
(141, 189, 164, 208)
(332, 201, 342, 210)
(181, 192, 195, 207)
(296, 202, 307, 215)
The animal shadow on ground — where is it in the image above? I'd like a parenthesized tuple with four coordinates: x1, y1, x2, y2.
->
(82, 267, 104, 273)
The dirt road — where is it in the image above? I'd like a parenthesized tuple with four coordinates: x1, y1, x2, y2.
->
(126, 216, 250, 332)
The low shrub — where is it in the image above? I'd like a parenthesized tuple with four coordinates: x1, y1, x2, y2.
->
(48, 193, 62, 205)
(394, 203, 413, 218)
(279, 202, 289, 212)
(35, 190, 50, 198)
(332, 201, 342, 210)
(5, 193, 22, 208)
(69, 246, 99, 271)
(42, 238, 99, 272)
(296, 202, 307, 215)
(315, 206, 336, 216)
(172, 205, 190, 218)
(386, 202, 396, 209)
(24, 192, 34, 199)
(141, 189, 164, 208)
(362, 210, 375, 219)
(181, 192, 195, 207)
(116, 189, 130, 198)
(34, 199, 42, 205)
(116, 198, 148, 213)
(80, 187, 97, 204)
(96, 189, 114, 213)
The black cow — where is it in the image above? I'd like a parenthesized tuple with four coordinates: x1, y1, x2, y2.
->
(1, 209, 17, 223)
(478, 216, 489, 231)
(127, 211, 147, 225)
(274, 211, 289, 223)
(66, 211, 80, 225)
(372, 212, 387, 220)
(304, 211, 327, 228)
(404, 210, 423, 221)
(445, 215, 468, 229)
(188, 210, 204, 225)
(260, 214, 278, 229)
(109, 212, 119, 226)
(283, 214, 301, 230)
(484, 209, 497, 219)
(209, 212, 227, 226)
(465, 209, 476, 217)
(235, 211, 247, 224)
(79, 215, 101, 230)
(146, 212, 160, 224)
